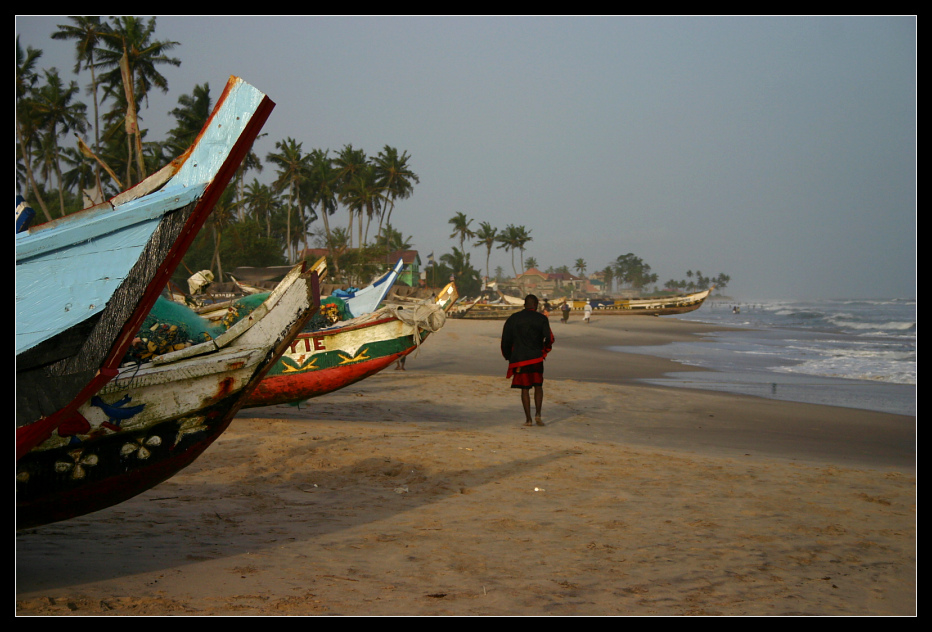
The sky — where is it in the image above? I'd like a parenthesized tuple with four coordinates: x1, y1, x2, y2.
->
(15, 15, 917, 300)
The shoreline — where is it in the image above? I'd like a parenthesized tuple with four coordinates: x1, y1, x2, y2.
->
(16, 316, 916, 615)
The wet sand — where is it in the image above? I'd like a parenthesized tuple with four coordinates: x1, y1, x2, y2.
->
(16, 316, 916, 616)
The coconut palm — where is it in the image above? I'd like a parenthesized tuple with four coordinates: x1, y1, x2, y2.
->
(373, 145, 419, 242)
(31, 68, 88, 216)
(333, 144, 369, 248)
(496, 224, 522, 278)
(574, 258, 587, 277)
(267, 137, 312, 263)
(15, 37, 53, 222)
(448, 212, 475, 252)
(96, 16, 180, 185)
(242, 179, 279, 238)
(303, 148, 340, 275)
(376, 224, 414, 253)
(514, 225, 532, 274)
(340, 163, 385, 246)
(472, 221, 498, 281)
(441, 247, 482, 296)
(601, 265, 615, 295)
(164, 82, 212, 157)
(60, 146, 100, 206)
(51, 16, 110, 200)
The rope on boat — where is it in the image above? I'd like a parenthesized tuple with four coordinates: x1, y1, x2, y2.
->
(384, 302, 447, 357)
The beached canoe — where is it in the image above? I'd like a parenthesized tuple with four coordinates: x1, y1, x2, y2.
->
(16, 266, 320, 529)
(16, 76, 274, 459)
(244, 282, 458, 407)
(585, 287, 714, 316)
(449, 301, 523, 320)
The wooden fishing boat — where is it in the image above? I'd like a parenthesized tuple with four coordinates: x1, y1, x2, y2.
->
(449, 300, 523, 320)
(16, 76, 274, 460)
(16, 266, 320, 529)
(587, 287, 714, 316)
(336, 258, 404, 318)
(199, 255, 399, 325)
(244, 282, 458, 408)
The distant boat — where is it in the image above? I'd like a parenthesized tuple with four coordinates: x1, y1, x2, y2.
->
(16, 76, 274, 460)
(244, 282, 458, 408)
(450, 302, 523, 320)
(592, 287, 714, 316)
(16, 266, 320, 529)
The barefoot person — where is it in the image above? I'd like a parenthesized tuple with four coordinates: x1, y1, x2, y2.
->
(501, 294, 555, 426)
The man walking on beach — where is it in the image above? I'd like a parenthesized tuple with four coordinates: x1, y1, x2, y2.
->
(501, 294, 554, 427)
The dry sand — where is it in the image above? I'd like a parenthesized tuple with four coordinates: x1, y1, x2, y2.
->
(16, 316, 916, 616)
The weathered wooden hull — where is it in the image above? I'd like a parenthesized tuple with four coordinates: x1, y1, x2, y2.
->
(245, 316, 418, 407)
(16, 268, 319, 529)
(586, 288, 713, 316)
(16, 77, 274, 458)
(450, 303, 523, 320)
(245, 283, 457, 407)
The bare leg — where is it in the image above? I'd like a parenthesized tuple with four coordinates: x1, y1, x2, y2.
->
(520, 388, 533, 425)
(534, 385, 544, 425)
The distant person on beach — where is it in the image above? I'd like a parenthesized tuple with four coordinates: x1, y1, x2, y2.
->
(583, 300, 592, 323)
(501, 294, 554, 427)
(561, 301, 570, 324)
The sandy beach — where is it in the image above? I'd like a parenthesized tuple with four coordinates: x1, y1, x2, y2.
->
(15, 315, 916, 616)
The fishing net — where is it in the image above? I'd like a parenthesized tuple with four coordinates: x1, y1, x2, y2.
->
(123, 297, 224, 365)
(302, 296, 350, 332)
(216, 293, 270, 330)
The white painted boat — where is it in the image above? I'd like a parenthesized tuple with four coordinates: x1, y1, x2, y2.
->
(16, 265, 320, 529)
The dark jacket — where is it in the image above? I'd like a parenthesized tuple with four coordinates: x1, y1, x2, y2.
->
(501, 308, 554, 377)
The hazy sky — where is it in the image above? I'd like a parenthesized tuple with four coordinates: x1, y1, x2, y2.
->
(15, 16, 916, 300)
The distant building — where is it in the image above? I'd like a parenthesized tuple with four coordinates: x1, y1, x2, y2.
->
(510, 268, 587, 298)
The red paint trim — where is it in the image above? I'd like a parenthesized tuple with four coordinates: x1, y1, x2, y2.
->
(246, 348, 408, 408)
(16, 87, 276, 461)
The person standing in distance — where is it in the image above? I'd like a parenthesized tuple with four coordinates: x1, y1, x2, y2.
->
(501, 294, 555, 426)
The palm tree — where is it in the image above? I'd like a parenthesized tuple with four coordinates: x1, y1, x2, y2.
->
(31, 68, 88, 216)
(376, 224, 414, 253)
(164, 82, 212, 156)
(60, 146, 99, 206)
(448, 212, 475, 252)
(304, 148, 340, 276)
(242, 179, 279, 238)
(601, 265, 615, 295)
(574, 258, 587, 277)
(472, 221, 498, 281)
(333, 144, 368, 248)
(15, 37, 53, 222)
(96, 16, 180, 185)
(340, 163, 385, 246)
(496, 224, 522, 278)
(514, 225, 532, 274)
(267, 137, 312, 263)
(524, 256, 538, 270)
(373, 145, 419, 242)
(51, 16, 110, 201)
(441, 247, 482, 295)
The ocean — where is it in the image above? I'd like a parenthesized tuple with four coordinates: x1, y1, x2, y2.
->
(610, 298, 917, 416)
